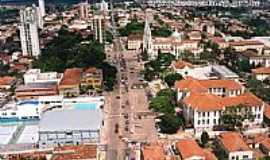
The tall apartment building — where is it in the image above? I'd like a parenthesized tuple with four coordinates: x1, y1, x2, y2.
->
(79, 2, 90, 20)
(93, 14, 105, 44)
(38, 0, 46, 17)
(19, 6, 40, 57)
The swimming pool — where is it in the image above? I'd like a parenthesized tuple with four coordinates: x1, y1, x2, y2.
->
(73, 103, 98, 110)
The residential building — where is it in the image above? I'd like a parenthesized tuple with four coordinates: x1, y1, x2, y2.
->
(0, 76, 16, 90)
(182, 92, 264, 132)
(252, 67, 270, 81)
(176, 139, 217, 160)
(38, 0, 46, 17)
(81, 67, 103, 90)
(175, 78, 245, 100)
(58, 68, 82, 97)
(239, 49, 270, 68)
(38, 109, 102, 148)
(19, 6, 40, 57)
(79, 2, 90, 20)
(93, 14, 106, 44)
(23, 69, 63, 85)
(217, 132, 253, 160)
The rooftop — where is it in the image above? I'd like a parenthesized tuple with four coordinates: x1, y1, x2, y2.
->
(142, 144, 166, 160)
(171, 60, 194, 69)
(176, 139, 205, 159)
(175, 78, 243, 92)
(219, 132, 251, 152)
(39, 109, 102, 132)
(60, 68, 82, 86)
(183, 92, 263, 112)
(252, 67, 270, 74)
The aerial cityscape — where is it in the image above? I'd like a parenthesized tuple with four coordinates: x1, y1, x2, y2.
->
(0, 0, 270, 159)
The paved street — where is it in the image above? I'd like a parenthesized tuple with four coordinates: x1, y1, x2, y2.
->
(104, 41, 157, 159)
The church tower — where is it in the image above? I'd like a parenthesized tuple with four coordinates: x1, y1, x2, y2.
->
(143, 14, 155, 59)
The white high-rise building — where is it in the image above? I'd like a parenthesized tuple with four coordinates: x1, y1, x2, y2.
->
(79, 2, 90, 20)
(38, 0, 46, 17)
(93, 14, 105, 44)
(19, 6, 40, 57)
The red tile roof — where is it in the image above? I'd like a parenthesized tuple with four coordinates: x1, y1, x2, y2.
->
(252, 67, 270, 74)
(52, 145, 97, 160)
(175, 78, 243, 93)
(260, 138, 270, 151)
(142, 144, 166, 160)
(183, 92, 263, 112)
(176, 139, 205, 159)
(0, 76, 16, 86)
(60, 68, 82, 86)
(172, 60, 194, 69)
(219, 132, 251, 152)
(229, 40, 264, 46)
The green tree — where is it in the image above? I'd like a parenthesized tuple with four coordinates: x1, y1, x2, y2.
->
(157, 113, 183, 134)
(118, 19, 144, 36)
(164, 73, 183, 87)
(220, 104, 255, 131)
(201, 131, 210, 146)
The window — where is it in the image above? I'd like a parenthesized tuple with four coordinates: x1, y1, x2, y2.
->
(197, 120, 201, 125)
(243, 155, 249, 159)
(198, 112, 201, 117)
(207, 119, 209, 124)
(232, 156, 235, 160)
(202, 120, 205, 124)
(202, 112, 205, 117)
(11, 112, 16, 115)
(207, 112, 210, 117)
(213, 119, 216, 124)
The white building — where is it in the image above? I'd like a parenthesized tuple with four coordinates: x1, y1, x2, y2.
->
(79, 2, 90, 20)
(23, 69, 63, 85)
(38, 0, 46, 17)
(97, 0, 109, 12)
(252, 67, 270, 81)
(0, 100, 41, 120)
(171, 61, 239, 80)
(19, 6, 41, 57)
(38, 109, 103, 148)
(182, 92, 264, 132)
(93, 14, 105, 44)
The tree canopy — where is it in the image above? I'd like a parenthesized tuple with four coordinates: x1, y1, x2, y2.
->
(164, 73, 183, 87)
(33, 27, 116, 91)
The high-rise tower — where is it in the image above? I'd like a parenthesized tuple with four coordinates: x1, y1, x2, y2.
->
(38, 0, 45, 17)
(79, 2, 90, 20)
(93, 14, 106, 44)
(19, 6, 40, 57)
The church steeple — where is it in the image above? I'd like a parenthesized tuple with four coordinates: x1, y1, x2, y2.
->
(143, 13, 155, 59)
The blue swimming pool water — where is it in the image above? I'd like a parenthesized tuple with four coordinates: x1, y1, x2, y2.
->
(73, 103, 98, 110)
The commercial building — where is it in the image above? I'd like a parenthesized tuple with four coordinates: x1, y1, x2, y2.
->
(19, 6, 40, 57)
(15, 83, 58, 100)
(127, 34, 143, 50)
(23, 69, 63, 85)
(38, 109, 103, 148)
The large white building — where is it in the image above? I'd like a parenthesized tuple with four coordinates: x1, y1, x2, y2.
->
(19, 6, 41, 57)
(175, 78, 265, 132)
(23, 69, 63, 85)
